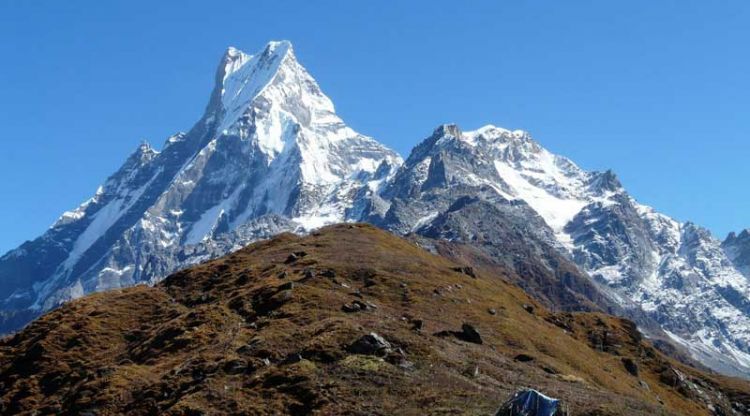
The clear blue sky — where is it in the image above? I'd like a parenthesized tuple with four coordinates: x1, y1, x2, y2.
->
(1, 1, 749, 254)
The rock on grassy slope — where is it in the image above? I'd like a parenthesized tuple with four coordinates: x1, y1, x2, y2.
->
(0, 224, 748, 415)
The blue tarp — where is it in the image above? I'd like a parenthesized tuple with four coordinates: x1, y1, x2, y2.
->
(495, 389, 560, 416)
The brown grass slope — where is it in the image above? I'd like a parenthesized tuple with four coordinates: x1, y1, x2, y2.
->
(0, 224, 748, 415)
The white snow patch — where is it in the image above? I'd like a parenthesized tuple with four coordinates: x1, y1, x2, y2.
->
(62, 172, 159, 270)
(493, 160, 586, 232)
(185, 207, 224, 245)
(411, 211, 439, 232)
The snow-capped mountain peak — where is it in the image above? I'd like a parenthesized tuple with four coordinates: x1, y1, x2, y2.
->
(204, 40, 395, 186)
(221, 46, 252, 78)
(462, 124, 534, 147)
(376, 122, 750, 377)
(0, 41, 400, 325)
(415, 124, 610, 234)
(169, 40, 402, 227)
(217, 41, 298, 135)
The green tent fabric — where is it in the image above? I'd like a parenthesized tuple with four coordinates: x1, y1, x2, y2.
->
(495, 389, 560, 416)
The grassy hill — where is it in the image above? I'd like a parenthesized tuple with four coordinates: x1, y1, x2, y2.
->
(1, 224, 748, 415)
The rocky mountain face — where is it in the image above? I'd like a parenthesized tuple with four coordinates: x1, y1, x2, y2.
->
(723, 230, 750, 277)
(1, 41, 749, 380)
(2, 224, 748, 415)
(366, 125, 624, 316)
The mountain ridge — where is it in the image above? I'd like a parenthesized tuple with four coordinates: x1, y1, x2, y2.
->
(2, 40, 750, 381)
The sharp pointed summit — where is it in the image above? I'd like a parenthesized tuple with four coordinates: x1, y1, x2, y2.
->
(0, 41, 400, 333)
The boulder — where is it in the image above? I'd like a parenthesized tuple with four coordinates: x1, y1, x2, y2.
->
(412, 319, 424, 331)
(284, 253, 298, 264)
(622, 357, 639, 377)
(223, 359, 247, 375)
(514, 354, 535, 363)
(451, 266, 477, 278)
(460, 324, 483, 344)
(348, 333, 392, 356)
(342, 300, 369, 313)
